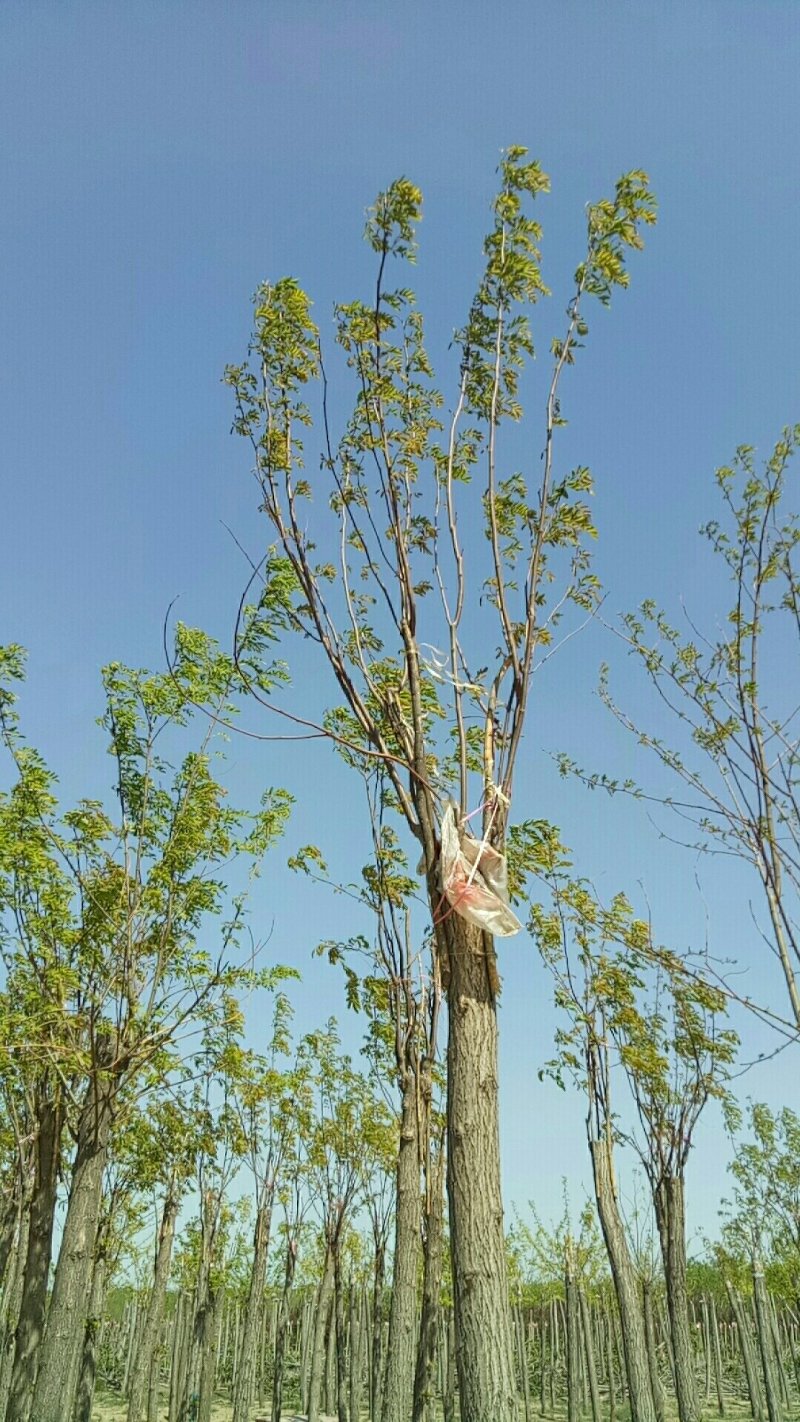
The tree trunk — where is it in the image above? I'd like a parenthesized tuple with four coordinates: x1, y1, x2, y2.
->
(565, 1246, 581, 1422)
(442, 1308, 456, 1422)
(30, 1063, 115, 1422)
(643, 1280, 666, 1422)
(444, 913, 516, 1422)
(168, 1293, 188, 1422)
(655, 1174, 700, 1422)
(578, 1288, 601, 1422)
(232, 1192, 273, 1422)
(604, 1305, 618, 1422)
(307, 1245, 334, 1422)
(0, 1181, 21, 1297)
(726, 1285, 765, 1422)
(752, 1263, 782, 1422)
(72, 1249, 107, 1422)
(6, 1092, 62, 1422)
(334, 1246, 348, 1422)
(708, 1295, 725, 1416)
(412, 1140, 444, 1422)
(0, 1203, 31, 1421)
(179, 1189, 220, 1422)
(590, 1136, 657, 1422)
(196, 1285, 219, 1422)
(383, 1075, 421, 1422)
(127, 1185, 180, 1422)
(348, 1284, 363, 1422)
(271, 1235, 298, 1422)
(516, 1305, 532, 1422)
(370, 1240, 385, 1422)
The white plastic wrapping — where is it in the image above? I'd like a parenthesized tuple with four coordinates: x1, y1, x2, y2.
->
(439, 803, 522, 938)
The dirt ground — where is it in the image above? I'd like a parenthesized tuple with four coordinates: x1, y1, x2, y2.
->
(91, 1397, 338, 1422)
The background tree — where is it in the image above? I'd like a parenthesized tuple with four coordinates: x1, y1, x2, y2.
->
(560, 427, 800, 1035)
(0, 635, 291, 1422)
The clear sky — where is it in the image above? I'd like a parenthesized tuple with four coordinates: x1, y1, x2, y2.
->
(2, 1, 799, 1245)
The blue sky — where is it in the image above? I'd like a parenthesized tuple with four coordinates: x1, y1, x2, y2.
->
(2, 0, 799, 1242)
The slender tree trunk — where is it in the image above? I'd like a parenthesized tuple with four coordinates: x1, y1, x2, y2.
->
(442, 1309, 456, 1422)
(6, 1092, 62, 1422)
(179, 1189, 219, 1422)
(308, 1245, 334, 1422)
(348, 1284, 362, 1422)
(768, 1295, 790, 1410)
(752, 1263, 782, 1422)
(30, 1063, 115, 1422)
(0, 1204, 31, 1421)
(370, 1240, 385, 1422)
(72, 1249, 107, 1422)
(644, 1280, 666, 1422)
(516, 1305, 532, 1422)
(604, 1305, 618, 1422)
(271, 1236, 298, 1422)
(334, 1245, 348, 1422)
(412, 1140, 445, 1422)
(565, 1245, 581, 1422)
(578, 1288, 601, 1422)
(127, 1186, 180, 1422)
(168, 1293, 187, 1422)
(0, 1183, 21, 1297)
(232, 1191, 273, 1422)
(708, 1295, 725, 1416)
(444, 913, 516, 1422)
(383, 1075, 421, 1422)
(655, 1174, 700, 1422)
(196, 1285, 219, 1422)
(590, 1136, 657, 1422)
(729, 1284, 766, 1422)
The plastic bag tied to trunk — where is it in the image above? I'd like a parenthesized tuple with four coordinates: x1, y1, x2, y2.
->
(438, 802, 522, 938)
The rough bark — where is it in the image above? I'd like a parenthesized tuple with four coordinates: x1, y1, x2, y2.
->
(72, 1250, 107, 1422)
(232, 1192, 273, 1422)
(655, 1174, 700, 1422)
(0, 1204, 30, 1421)
(127, 1185, 180, 1422)
(383, 1077, 421, 1422)
(590, 1137, 657, 1422)
(6, 1092, 62, 1422)
(30, 1062, 115, 1422)
(412, 1141, 445, 1422)
(0, 1184, 20, 1297)
(445, 913, 516, 1422)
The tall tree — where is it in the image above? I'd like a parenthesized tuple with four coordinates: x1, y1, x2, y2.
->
(225, 153, 655, 1420)
(0, 635, 292, 1422)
